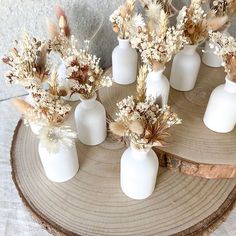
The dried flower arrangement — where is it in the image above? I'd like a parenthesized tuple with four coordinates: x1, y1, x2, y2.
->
(110, 0, 146, 39)
(209, 31, 236, 81)
(47, 6, 73, 58)
(63, 48, 112, 99)
(130, 3, 187, 70)
(177, 0, 228, 45)
(140, 0, 178, 17)
(2, 33, 50, 86)
(110, 66, 181, 149)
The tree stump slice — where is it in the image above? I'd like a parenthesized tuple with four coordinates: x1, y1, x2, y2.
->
(11, 120, 236, 236)
(99, 65, 236, 179)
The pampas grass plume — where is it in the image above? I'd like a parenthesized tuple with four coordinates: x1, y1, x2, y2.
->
(11, 98, 33, 114)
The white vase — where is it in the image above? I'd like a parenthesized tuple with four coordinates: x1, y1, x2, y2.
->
(30, 123, 42, 135)
(202, 41, 222, 67)
(170, 45, 201, 91)
(38, 141, 79, 182)
(112, 38, 138, 85)
(145, 68, 170, 106)
(203, 76, 236, 133)
(74, 94, 107, 145)
(57, 61, 80, 102)
(120, 144, 159, 200)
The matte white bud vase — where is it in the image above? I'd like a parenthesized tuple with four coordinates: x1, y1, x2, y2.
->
(170, 45, 201, 91)
(38, 141, 79, 182)
(74, 94, 107, 145)
(202, 41, 222, 67)
(204, 76, 236, 133)
(112, 38, 138, 85)
(57, 61, 80, 102)
(120, 144, 159, 200)
(146, 68, 169, 106)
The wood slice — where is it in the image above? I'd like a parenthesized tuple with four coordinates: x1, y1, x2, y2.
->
(99, 65, 236, 179)
(11, 120, 236, 236)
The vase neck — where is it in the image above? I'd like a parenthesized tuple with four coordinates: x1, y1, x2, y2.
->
(183, 45, 198, 55)
(130, 144, 150, 160)
(80, 94, 97, 108)
(148, 69, 165, 81)
(118, 38, 130, 49)
(224, 76, 236, 94)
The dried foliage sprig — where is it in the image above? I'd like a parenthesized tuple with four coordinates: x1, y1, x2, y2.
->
(209, 31, 236, 81)
(63, 49, 112, 99)
(39, 124, 77, 153)
(110, 96, 181, 149)
(131, 3, 187, 70)
(177, 0, 228, 45)
(2, 33, 50, 86)
(110, 0, 144, 39)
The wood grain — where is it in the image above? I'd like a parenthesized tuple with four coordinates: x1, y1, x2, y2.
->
(11, 119, 236, 236)
(99, 65, 236, 179)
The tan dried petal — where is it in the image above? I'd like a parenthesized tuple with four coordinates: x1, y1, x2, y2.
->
(129, 120, 144, 135)
(110, 121, 127, 136)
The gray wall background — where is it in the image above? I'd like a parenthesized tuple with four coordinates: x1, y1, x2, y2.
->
(0, 0, 235, 100)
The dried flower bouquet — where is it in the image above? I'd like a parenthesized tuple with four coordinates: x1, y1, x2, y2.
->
(63, 48, 112, 99)
(109, 0, 140, 39)
(209, 31, 236, 81)
(2, 33, 50, 87)
(130, 2, 186, 70)
(177, 0, 228, 45)
(110, 66, 181, 150)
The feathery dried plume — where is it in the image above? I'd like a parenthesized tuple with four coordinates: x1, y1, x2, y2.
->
(136, 65, 148, 102)
(110, 96, 181, 149)
(11, 98, 33, 114)
(55, 6, 71, 37)
(47, 19, 59, 40)
(140, 0, 178, 17)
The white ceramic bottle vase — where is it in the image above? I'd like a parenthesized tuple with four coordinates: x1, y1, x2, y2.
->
(38, 141, 79, 182)
(145, 68, 170, 106)
(202, 41, 222, 67)
(74, 94, 107, 145)
(112, 38, 138, 85)
(120, 144, 159, 200)
(170, 45, 201, 91)
(204, 76, 236, 133)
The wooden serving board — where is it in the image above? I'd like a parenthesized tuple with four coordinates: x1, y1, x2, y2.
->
(11, 119, 236, 236)
(99, 65, 236, 179)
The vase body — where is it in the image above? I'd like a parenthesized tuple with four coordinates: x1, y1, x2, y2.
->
(170, 45, 201, 91)
(145, 69, 169, 106)
(120, 145, 159, 200)
(38, 141, 79, 182)
(202, 41, 222, 67)
(112, 38, 138, 85)
(57, 61, 80, 102)
(203, 77, 236, 133)
(74, 95, 107, 145)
